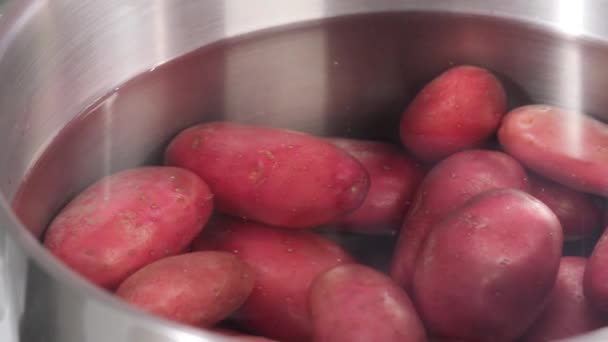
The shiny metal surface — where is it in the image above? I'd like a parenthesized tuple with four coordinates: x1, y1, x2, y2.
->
(1, 1, 608, 341)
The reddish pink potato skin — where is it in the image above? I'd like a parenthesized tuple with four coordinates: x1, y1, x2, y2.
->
(400, 65, 507, 161)
(192, 216, 354, 342)
(165, 122, 370, 228)
(44, 167, 213, 289)
(310, 264, 427, 342)
(499, 105, 608, 196)
(413, 189, 563, 341)
(328, 138, 426, 235)
(116, 252, 254, 327)
(584, 226, 608, 312)
(522, 257, 605, 342)
(529, 174, 602, 241)
(390, 150, 529, 291)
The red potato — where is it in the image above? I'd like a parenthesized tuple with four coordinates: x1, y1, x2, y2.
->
(328, 138, 426, 235)
(390, 150, 529, 291)
(522, 257, 605, 342)
(192, 216, 354, 342)
(529, 174, 602, 241)
(499, 104, 608, 196)
(310, 264, 427, 342)
(413, 189, 563, 341)
(400, 65, 507, 161)
(584, 226, 608, 312)
(165, 122, 370, 228)
(43, 166, 213, 289)
(116, 252, 254, 327)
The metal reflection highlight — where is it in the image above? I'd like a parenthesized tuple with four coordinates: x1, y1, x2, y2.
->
(557, 0, 584, 37)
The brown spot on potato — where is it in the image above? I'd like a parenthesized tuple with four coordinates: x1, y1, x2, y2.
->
(259, 150, 275, 160)
(519, 115, 535, 126)
(192, 136, 201, 150)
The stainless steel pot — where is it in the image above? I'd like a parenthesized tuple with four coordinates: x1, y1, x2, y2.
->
(1, 1, 608, 341)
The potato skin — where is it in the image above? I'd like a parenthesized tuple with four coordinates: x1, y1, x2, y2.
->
(116, 251, 254, 327)
(44, 166, 213, 289)
(328, 138, 425, 235)
(499, 105, 608, 196)
(529, 174, 602, 241)
(400, 65, 506, 161)
(310, 264, 426, 342)
(165, 122, 370, 228)
(522, 257, 605, 342)
(413, 189, 563, 341)
(390, 150, 529, 291)
(192, 216, 354, 342)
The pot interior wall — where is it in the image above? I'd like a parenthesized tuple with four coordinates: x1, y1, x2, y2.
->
(9, 12, 608, 242)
